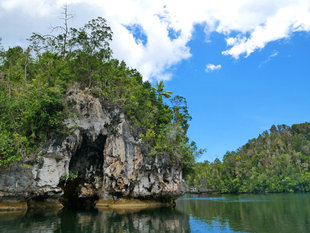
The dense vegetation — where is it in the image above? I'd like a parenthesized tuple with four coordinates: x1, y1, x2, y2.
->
(0, 16, 201, 173)
(186, 123, 310, 193)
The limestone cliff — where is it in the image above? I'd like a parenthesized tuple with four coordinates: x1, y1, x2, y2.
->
(0, 87, 186, 210)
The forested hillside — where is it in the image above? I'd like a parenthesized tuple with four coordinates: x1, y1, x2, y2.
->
(186, 123, 310, 193)
(0, 17, 200, 174)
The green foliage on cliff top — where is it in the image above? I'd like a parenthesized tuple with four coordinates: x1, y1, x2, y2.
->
(0, 17, 201, 172)
(186, 123, 310, 193)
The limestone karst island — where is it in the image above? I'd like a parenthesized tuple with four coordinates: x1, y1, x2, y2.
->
(1, 9, 310, 233)
(0, 17, 193, 212)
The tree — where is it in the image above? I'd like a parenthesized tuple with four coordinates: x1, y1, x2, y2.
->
(29, 11, 112, 60)
(171, 95, 192, 134)
(153, 81, 172, 102)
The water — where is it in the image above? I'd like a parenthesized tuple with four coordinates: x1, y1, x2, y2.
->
(1, 193, 310, 232)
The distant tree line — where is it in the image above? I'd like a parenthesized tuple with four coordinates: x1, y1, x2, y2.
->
(186, 123, 310, 193)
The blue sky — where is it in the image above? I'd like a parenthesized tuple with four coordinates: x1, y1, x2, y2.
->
(1, 0, 310, 162)
(166, 27, 310, 161)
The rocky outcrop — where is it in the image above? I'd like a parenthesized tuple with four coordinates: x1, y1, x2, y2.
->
(187, 179, 216, 194)
(0, 87, 186, 209)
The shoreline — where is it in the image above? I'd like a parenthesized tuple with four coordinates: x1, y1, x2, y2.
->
(0, 198, 175, 214)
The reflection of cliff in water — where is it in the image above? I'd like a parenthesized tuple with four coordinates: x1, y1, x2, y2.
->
(0, 208, 190, 233)
(176, 193, 310, 233)
(0, 212, 61, 233)
(96, 208, 190, 233)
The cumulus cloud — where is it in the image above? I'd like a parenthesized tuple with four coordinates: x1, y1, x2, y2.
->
(1, 0, 310, 80)
(205, 64, 222, 72)
(221, 3, 310, 58)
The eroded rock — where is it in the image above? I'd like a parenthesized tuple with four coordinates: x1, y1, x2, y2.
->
(0, 87, 186, 209)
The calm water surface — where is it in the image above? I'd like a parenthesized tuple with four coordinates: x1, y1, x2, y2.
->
(1, 193, 309, 233)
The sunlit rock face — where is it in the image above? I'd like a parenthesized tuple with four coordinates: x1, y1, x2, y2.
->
(0, 87, 186, 207)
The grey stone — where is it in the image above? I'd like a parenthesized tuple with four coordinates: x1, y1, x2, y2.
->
(0, 87, 185, 204)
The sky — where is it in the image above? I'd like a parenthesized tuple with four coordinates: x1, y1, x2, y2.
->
(1, 0, 310, 162)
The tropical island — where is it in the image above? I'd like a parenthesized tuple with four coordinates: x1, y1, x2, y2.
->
(0, 16, 309, 215)
(1, 1, 310, 231)
(0, 17, 201, 211)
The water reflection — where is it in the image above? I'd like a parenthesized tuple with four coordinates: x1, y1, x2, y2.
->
(95, 208, 189, 233)
(176, 193, 310, 233)
(1, 193, 310, 232)
(0, 212, 61, 233)
(0, 207, 190, 233)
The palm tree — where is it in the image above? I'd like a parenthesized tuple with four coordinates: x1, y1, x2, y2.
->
(152, 81, 172, 102)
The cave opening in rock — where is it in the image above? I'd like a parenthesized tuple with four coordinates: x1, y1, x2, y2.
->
(60, 133, 106, 210)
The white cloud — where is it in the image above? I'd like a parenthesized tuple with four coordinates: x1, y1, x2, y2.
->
(270, 51, 279, 58)
(259, 51, 279, 68)
(222, 4, 310, 58)
(205, 64, 222, 72)
(1, 0, 310, 80)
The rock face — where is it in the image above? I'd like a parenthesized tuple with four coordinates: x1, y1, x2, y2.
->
(187, 179, 214, 194)
(0, 88, 186, 208)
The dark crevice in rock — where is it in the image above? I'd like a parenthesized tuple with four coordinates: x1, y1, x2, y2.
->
(60, 133, 106, 210)
(60, 178, 99, 210)
(69, 133, 106, 178)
